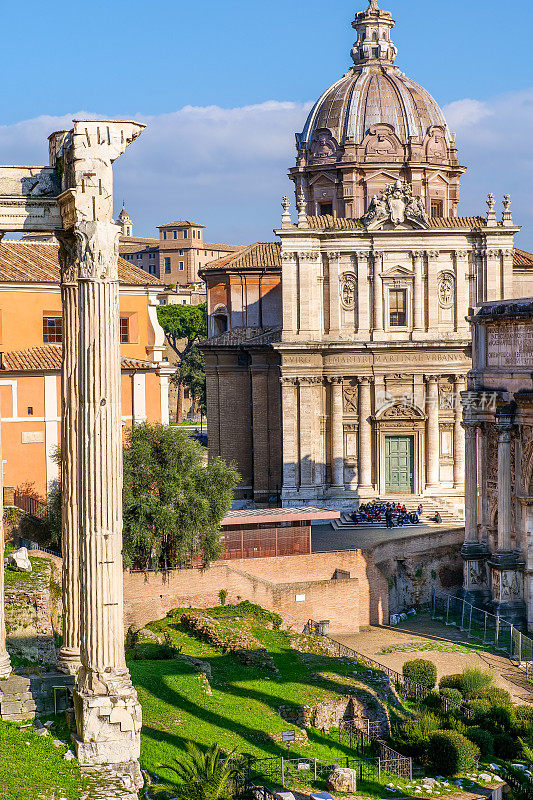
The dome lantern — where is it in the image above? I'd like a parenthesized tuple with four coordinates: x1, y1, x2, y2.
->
(290, 1, 466, 221)
(351, 0, 398, 67)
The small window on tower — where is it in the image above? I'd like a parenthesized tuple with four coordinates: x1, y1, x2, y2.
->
(389, 289, 407, 327)
(372, 47, 379, 57)
(431, 200, 443, 218)
(319, 202, 333, 216)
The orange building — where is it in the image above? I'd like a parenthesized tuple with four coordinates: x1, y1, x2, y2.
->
(0, 241, 172, 498)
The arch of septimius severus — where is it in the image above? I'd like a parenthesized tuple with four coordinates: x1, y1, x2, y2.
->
(0, 119, 144, 786)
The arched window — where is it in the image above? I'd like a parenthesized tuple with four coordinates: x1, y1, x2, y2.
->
(212, 305, 229, 336)
(372, 31, 378, 42)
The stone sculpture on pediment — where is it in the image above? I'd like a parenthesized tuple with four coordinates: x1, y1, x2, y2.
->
(380, 403, 424, 420)
(362, 179, 430, 230)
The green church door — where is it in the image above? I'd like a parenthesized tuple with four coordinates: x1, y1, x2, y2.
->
(385, 436, 414, 494)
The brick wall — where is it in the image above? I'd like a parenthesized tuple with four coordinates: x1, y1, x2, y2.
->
(122, 548, 388, 634)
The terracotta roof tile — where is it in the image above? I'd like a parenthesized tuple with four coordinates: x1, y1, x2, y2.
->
(158, 221, 205, 229)
(202, 326, 282, 347)
(305, 215, 487, 230)
(0, 344, 156, 372)
(514, 248, 533, 267)
(202, 242, 281, 272)
(0, 241, 163, 285)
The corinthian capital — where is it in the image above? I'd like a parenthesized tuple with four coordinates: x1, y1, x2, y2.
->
(56, 229, 80, 285)
(76, 221, 121, 282)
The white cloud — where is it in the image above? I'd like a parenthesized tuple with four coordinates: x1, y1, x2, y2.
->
(0, 92, 532, 251)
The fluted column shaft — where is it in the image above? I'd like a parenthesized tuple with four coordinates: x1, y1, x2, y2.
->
(330, 378, 344, 489)
(0, 422, 12, 678)
(77, 222, 128, 689)
(57, 234, 81, 675)
(463, 421, 479, 542)
(358, 378, 372, 489)
(281, 378, 298, 490)
(497, 422, 513, 552)
(426, 376, 440, 488)
(453, 376, 466, 490)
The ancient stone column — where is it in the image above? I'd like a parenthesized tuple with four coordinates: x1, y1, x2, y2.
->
(412, 250, 424, 331)
(496, 418, 513, 552)
(358, 377, 373, 490)
(56, 231, 81, 676)
(281, 377, 298, 490)
(73, 220, 142, 774)
(372, 253, 383, 331)
(426, 376, 440, 489)
(330, 378, 345, 490)
(0, 420, 12, 679)
(453, 376, 466, 490)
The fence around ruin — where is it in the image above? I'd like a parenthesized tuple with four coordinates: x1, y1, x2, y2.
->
(431, 590, 533, 680)
(304, 619, 473, 719)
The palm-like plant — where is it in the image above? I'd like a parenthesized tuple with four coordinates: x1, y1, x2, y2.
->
(160, 742, 240, 800)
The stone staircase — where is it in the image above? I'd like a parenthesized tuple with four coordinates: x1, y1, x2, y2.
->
(332, 496, 463, 531)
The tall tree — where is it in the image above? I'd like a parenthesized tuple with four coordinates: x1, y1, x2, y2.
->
(122, 422, 239, 570)
(157, 302, 207, 421)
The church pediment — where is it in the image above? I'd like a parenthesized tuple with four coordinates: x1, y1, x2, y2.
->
(308, 172, 337, 186)
(376, 403, 426, 421)
(381, 265, 413, 279)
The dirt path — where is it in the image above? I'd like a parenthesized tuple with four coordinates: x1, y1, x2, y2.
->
(333, 614, 533, 705)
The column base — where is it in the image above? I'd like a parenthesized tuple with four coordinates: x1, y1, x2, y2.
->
(56, 647, 81, 676)
(73, 687, 142, 771)
(488, 550, 527, 627)
(0, 650, 12, 679)
(461, 541, 491, 606)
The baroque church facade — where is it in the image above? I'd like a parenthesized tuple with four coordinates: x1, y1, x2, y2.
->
(201, 0, 532, 508)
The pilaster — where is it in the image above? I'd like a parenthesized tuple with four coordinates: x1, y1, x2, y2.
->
(356, 251, 371, 335)
(372, 252, 383, 334)
(330, 378, 345, 490)
(0, 414, 12, 679)
(425, 375, 440, 489)
(412, 250, 424, 333)
(281, 377, 298, 491)
(358, 377, 373, 491)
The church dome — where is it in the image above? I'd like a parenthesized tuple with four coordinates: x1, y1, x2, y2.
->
(299, 68, 451, 150)
(291, 0, 465, 220)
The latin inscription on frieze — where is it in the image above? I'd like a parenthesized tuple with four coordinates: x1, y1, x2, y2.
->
(487, 323, 533, 368)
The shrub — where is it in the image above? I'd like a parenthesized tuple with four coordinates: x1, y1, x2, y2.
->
(465, 698, 491, 722)
(403, 659, 437, 689)
(459, 667, 494, 699)
(487, 704, 517, 734)
(516, 705, 533, 724)
(439, 673, 463, 692)
(466, 727, 494, 757)
(446, 716, 469, 736)
(479, 685, 512, 707)
(440, 687, 463, 706)
(494, 732, 519, 760)
(218, 589, 228, 606)
(428, 730, 480, 776)
(422, 692, 442, 711)
(392, 714, 441, 758)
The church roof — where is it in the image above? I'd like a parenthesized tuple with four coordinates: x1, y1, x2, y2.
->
(0, 241, 163, 285)
(158, 221, 205, 229)
(202, 242, 281, 272)
(514, 248, 533, 267)
(0, 344, 156, 372)
(305, 214, 487, 230)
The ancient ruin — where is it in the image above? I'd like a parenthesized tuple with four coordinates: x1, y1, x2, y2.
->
(0, 119, 145, 787)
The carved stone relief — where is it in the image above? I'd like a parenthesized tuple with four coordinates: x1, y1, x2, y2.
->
(343, 385, 358, 413)
(438, 274, 454, 308)
(340, 273, 357, 310)
(309, 128, 338, 162)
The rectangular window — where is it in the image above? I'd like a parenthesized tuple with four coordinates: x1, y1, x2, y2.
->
(149, 264, 157, 275)
(431, 200, 443, 218)
(179, 261, 184, 270)
(319, 202, 333, 216)
(173, 230, 177, 239)
(192, 229, 196, 239)
(179, 249, 183, 255)
(389, 289, 407, 327)
(372, 47, 379, 57)
(137, 253, 142, 259)
(149, 253, 155, 259)
(183, 229, 188, 238)
(43, 317, 62, 343)
(165, 257, 171, 273)
(120, 317, 129, 343)
(163, 231, 167, 239)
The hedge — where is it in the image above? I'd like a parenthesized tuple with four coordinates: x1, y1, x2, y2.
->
(466, 726, 494, 757)
(439, 687, 463, 706)
(428, 730, 480, 775)
(403, 659, 437, 689)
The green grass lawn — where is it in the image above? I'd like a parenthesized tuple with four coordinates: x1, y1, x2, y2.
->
(0, 721, 91, 800)
(131, 604, 390, 791)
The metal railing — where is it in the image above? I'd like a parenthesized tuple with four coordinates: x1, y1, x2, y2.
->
(13, 491, 47, 520)
(306, 619, 473, 719)
(432, 590, 533, 681)
(18, 538, 61, 558)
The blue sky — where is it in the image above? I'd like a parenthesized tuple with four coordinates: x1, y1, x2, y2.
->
(1, 0, 533, 248)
